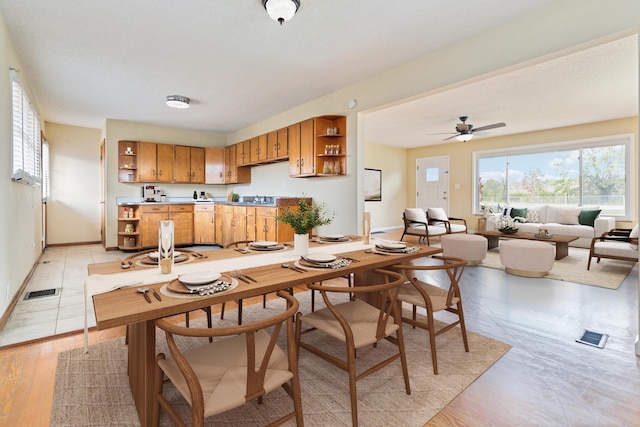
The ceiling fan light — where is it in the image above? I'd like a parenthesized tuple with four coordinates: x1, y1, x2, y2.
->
(263, 0, 300, 25)
(456, 133, 473, 142)
(166, 95, 190, 109)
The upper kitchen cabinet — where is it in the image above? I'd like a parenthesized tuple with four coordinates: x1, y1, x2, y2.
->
(174, 145, 205, 183)
(118, 140, 138, 183)
(250, 135, 268, 164)
(136, 141, 174, 183)
(224, 144, 251, 184)
(315, 115, 346, 176)
(267, 129, 288, 161)
(288, 118, 315, 177)
(205, 147, 225, 184)
(236, 140, 251, 166)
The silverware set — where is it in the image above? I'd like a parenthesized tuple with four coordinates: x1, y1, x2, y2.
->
(136, 287, 162, 303)
(281, 263, 306, 273)
(232, 270, 257, 283)
(120, 260, 133, 269)
(191, 252, 208, 259)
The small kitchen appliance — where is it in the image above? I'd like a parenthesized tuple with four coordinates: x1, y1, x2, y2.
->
(143, 185, 162, 202)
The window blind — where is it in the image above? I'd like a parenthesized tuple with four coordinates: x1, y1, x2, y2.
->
(11, 70, 41, 185)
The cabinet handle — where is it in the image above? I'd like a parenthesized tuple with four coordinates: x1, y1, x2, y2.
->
(296, 159, 300, 167)
(300, 158, 304, 166)
(158, 170, 162, 176)
(219, 172, 223, 178)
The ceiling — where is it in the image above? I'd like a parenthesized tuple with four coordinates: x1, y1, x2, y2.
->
(0, 1, 636, 147)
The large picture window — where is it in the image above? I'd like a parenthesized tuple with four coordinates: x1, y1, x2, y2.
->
(474, 135, 633, 219)
(11, 70, 41, 185)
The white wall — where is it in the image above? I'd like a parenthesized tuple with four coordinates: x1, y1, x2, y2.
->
(0, 14, 44, 318)
(45, 122, 102, 244)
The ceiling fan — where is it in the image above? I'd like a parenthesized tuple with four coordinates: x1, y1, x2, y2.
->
(436, 116, 506, 142)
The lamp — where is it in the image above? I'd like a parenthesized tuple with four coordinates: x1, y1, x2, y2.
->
(262, 0, 300, 25)
(166, 95, 190, 109)
(456, 133, 473, 142)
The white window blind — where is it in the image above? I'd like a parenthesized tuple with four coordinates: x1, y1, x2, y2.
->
(42, 139, 50, 201)
(11, 70, 41, 185)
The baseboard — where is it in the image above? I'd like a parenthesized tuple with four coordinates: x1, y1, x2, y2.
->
(0, 250, 44, 333)
(46, 240, 101, 248)
(371, 225, 403, 233)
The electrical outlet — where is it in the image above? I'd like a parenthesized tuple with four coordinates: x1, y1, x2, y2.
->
(454, 183, 460, 190)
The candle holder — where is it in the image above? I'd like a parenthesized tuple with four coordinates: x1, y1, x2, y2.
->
(159, 220, 174, 274)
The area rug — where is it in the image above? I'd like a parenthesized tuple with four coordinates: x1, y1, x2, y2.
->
(479, 244, 634, 290)
(50, 292, 511, 426)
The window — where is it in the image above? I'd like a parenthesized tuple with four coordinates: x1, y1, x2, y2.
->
(474, 135, 633, 219)
(11, 70, 41, 185)
(42, 139, 50, 201)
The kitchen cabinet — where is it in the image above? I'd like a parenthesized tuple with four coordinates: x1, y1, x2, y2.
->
(250, 135, 268, 164)
(139, 204, 169, 248)
(276, 127, 289, 159)
(174, 146, 205, 183)
(256, 207, 278, 242)
(137, 142, 174, 183)
(205, 147, 225, 184)
(118, 141, 138, 183)
(224, 144, 251, 184)
(236, 140, 251, 166)
(169, 204, 194, 245)
(117, 205, 140, 250)
(288, 119, 315, 176)
(193, 204, 215, 244)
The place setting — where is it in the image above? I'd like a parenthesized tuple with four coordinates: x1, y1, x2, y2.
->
(133, 250, 192, 267)
(369, 240, 419, 255)
(294, 253, 351, 270)
(242, 240, 287, 252)
(161, 271, 238, 298)
(314, 234, 352, 243)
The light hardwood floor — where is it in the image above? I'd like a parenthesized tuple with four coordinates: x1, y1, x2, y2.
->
(1, 230, 638, 426)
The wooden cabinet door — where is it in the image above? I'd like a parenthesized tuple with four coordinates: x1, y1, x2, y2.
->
(267, 131, 278, 159)
(224, 145, 238, 183)
(232, 206, 247, 242)
(190, 147, 205, 183)
(173, 145, 191, 183)
(236, 140, 249, 166)
(277, 127, 288, 158)
(256, 207, 278, 242)
(205, 147, 225, 184)
(139, 205, 169, 248)
(194, 205, 215, 244)
(300, 118, 315, 175)
(214, 204, 224, 245)
(138, 142, 158, 182)
(246, 207, 256, 242)
(288, 122, 301, 176)
(222, 205, 234, 247)
(156, 143, 174, 183)
(249, 137, 261, 163)
(169, 205, 194, 245)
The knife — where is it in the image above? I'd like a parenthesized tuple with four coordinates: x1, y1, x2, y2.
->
(150, 288, 162, 301)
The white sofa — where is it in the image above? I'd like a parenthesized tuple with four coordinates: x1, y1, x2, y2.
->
(486, 205, 615, 249)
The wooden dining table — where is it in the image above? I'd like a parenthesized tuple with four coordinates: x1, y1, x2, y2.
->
(87, 238, 441, 426)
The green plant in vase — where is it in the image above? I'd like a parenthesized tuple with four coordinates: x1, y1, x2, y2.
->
(276, 197, 334, 235)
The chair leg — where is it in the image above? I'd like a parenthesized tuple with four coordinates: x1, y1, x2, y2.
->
(185, 311, 190, 327)
(311, 288, 315, 312)
(427, 311, 439, 375)
(395, 305, 411, 395)
(263, 294, 267, 308)
(220, 302, 226, 319)
(237, 299, 243, 325)
(346, 344, 359, 427)
(457, 301, 469, 352)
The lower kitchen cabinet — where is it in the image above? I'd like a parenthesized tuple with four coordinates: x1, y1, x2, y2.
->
(139, 204, 193, 248)
(194, 204, 215, 244)
(170, 204, 194, 245)
(117, 205, 140, 250)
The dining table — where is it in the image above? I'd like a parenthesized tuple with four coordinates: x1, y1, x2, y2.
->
(86, 237, 442, 426)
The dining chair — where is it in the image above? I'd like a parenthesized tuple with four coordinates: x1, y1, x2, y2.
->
(393, 255, 468, 375)
(309, 234, 353, 312)
(295, 269, 410, 427)
(152, 291, 303, 427)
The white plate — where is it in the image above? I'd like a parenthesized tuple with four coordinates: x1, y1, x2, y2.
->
(321, 234, 344, 240)
(179, 271, 221, 285)
(250, 241, 278, 248)
(149, 251, 182, 260)
(376, 242, 406, 250)
(303, 254, 337, 263)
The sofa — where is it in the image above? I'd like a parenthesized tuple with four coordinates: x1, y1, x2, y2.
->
(486, 205, 615, 249)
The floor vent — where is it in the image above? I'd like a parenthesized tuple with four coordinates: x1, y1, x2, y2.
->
(24, 288, 59, 300)
(575, 329, 608, 348)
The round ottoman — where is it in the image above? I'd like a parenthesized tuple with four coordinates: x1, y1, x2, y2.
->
(499, 240, 554, 277)
(441, 234, 488, 265)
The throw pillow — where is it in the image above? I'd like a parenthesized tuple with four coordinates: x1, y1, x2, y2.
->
(427, 207, 448, 221)
(578, 209, 601, 227)
(510, 207, 527, 222)
(630, 224, 639, 238)
(405, 208, 427, 223)
(525, 208, 540, 223)
(545, 205, 564, 223)
(559, 208, 582, 225)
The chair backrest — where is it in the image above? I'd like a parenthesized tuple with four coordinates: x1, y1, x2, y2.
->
(427, 207, 449, 221)
(225, 240, 254, 248)
(155, 291, 299, 404)
(307, 269, 404, 340)
(404, 208, 428, 223)
(393, 255, 467, 309)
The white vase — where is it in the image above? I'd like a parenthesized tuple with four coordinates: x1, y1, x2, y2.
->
(293, 233, 309, 256)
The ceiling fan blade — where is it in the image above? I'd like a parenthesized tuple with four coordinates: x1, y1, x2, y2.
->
(427, 132, 457, 136)
(442, 134, 459, 141)
(473, 122, 506, 132)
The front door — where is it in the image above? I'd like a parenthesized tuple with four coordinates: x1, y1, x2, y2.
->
(416, 156, 450, 214)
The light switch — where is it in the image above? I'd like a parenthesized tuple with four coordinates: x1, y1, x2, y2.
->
(454, 183, 460, 190)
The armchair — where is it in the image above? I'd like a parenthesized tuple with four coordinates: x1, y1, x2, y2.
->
(587, 226, 639, 270)
(401, 208, 447, 245)
(426, 207, 468, 235)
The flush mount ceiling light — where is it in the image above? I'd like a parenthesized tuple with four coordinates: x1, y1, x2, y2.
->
(262, 0, 300, 25)
(456, 133, 473, 142)
(166, 95, 190, 109)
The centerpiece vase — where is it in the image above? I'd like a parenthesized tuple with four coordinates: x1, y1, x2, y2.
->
(293, 233, 309, 256)
(159, 220, 174, 274)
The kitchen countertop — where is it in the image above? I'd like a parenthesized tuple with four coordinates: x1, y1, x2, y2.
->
(116, 197, 293, 207)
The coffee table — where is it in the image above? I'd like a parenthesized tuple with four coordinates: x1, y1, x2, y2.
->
(475, 230, 578, 260)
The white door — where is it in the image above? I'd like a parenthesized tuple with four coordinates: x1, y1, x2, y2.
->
(416, 156, 450, 213)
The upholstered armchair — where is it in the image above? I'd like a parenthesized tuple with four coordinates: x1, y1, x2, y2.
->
(587, 226, 639, 270)
(426, 207, 468, 234)
(401, 208, 447, 245)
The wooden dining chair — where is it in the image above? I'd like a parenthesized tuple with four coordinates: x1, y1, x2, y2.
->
(393, 255, 468, 375)
(152, 291, 303, 427)
(295, 269, 410, 427)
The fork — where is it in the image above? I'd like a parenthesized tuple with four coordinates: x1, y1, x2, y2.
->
(231, 271, 251, 283)
(238, 270, 257, 282)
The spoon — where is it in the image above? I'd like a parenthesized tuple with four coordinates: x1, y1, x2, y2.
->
(136, 288, 151, 303)
(282, 263, 305, 273)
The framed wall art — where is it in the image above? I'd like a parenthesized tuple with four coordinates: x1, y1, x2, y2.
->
(364, 168, 382, 202)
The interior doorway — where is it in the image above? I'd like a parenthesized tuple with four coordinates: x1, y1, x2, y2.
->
(100, 140, 106, 247)
(416, 156, 450, 214)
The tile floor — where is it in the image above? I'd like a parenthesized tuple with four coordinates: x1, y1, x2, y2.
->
(0, 244, 214, 346)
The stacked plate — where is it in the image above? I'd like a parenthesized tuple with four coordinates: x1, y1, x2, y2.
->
(176, 271, 231, 294)
(299, 253, 338, 268)
(318, 234, 349, 242)
(374, 241, 408, 253)
(249, 241, 285, 251)
(148, 251, 182, 260)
